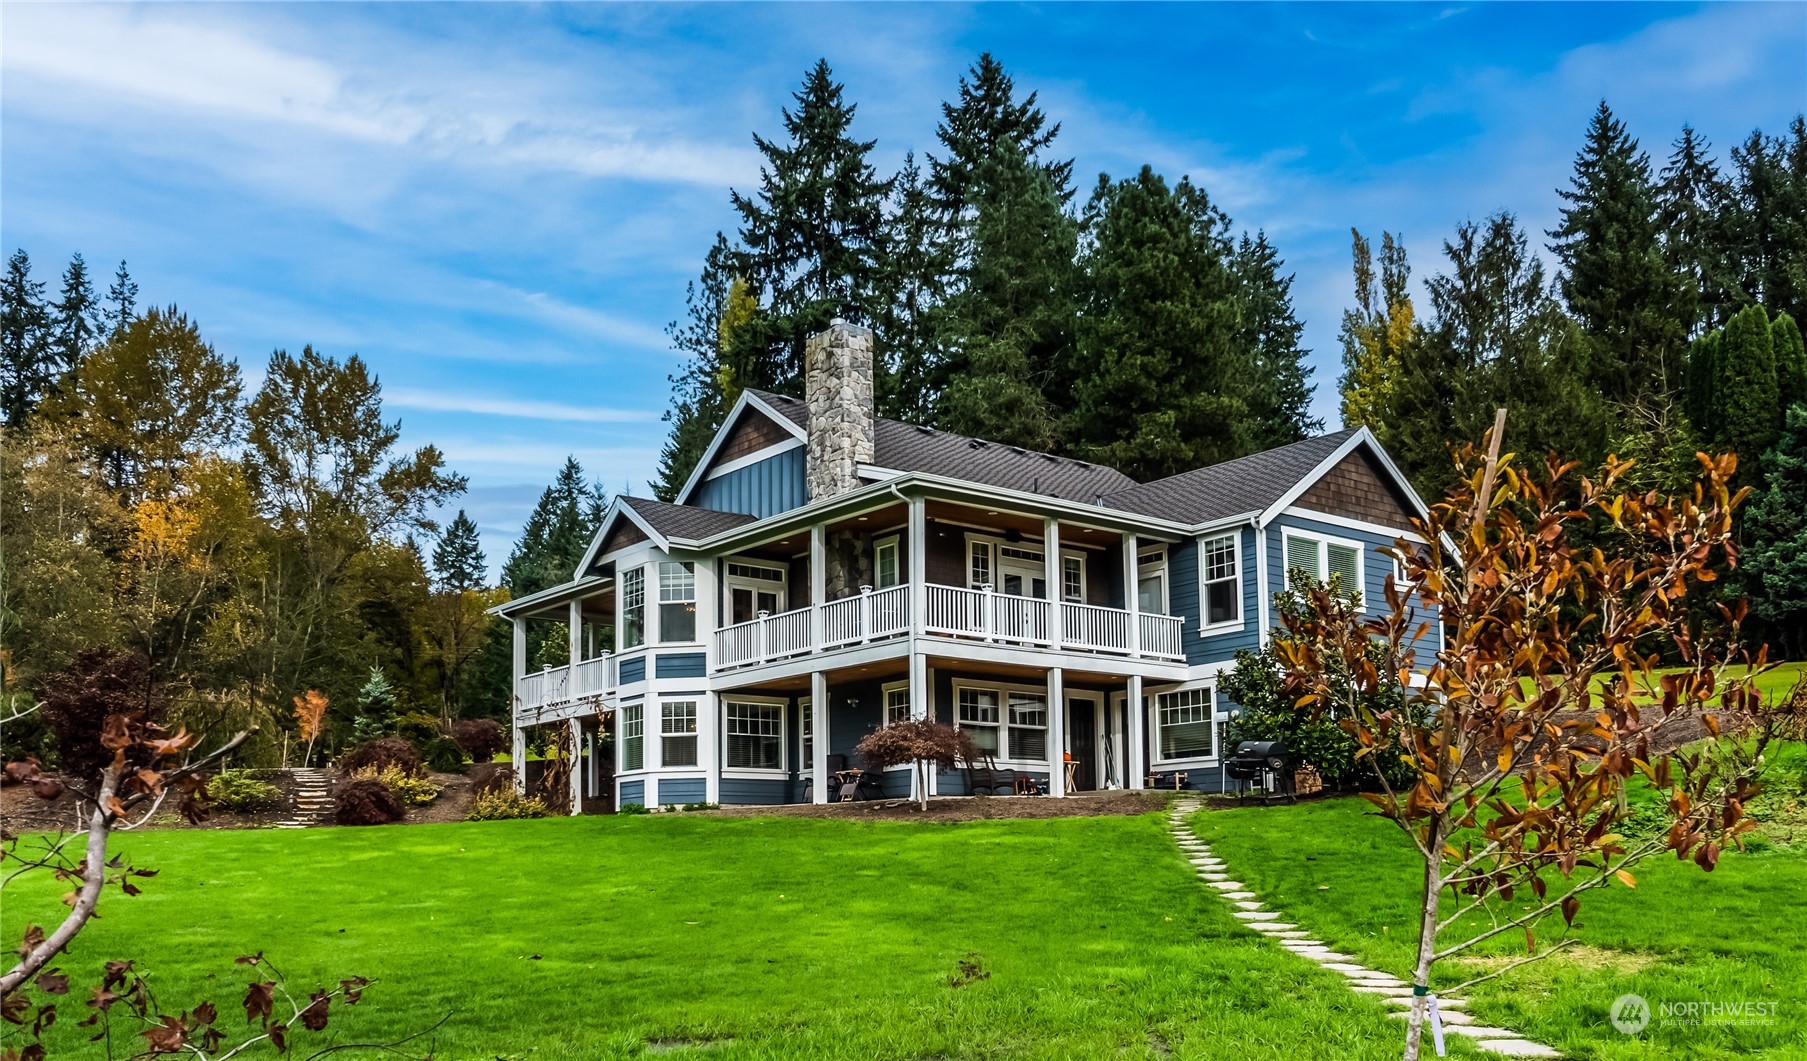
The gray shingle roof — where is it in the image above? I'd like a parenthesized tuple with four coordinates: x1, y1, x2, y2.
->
(622, 495, 756, 540)
(1099, 429, 1360, 523)
(746, 389, 1138, 503)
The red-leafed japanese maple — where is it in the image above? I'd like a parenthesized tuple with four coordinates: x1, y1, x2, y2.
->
(854, 719, 975, 811)
(1274, 424, 1784, 1061)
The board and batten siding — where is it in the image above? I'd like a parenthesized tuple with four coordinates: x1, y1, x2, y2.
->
(692, 446, 807, 519)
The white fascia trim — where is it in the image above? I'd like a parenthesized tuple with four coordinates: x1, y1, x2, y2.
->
(858, 464, 906, 481)
(702, 436, 805, 481)
(574, 497, 670, 578)
(675, 391, 808, 506)
(487, 574, 612, 617)
(1279, 507, 1429, 543)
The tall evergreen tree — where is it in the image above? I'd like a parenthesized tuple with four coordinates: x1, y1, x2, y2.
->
(0, 250, 52, 426)
(104, 259, 138, 334)
(1337, 229, 1417, 434)
(874, 152, 947, 425)
(928, 53, 1072, 237)
(1658, 125, 1741, 335)
(1548, 101, 1687, 406)
(1686, 328, 1723, 440)
(730, 60, 892, 390)
(1231, 231, 1319, 450)
(50, 253, 103, 381)
(1714, 304, 1781, 480)
(501, 457, 606, 597)
(1068, 168, 1244, 479)
(432, 510, 488, 592)
(935, 140, 1078, 449)
(653, 236, 740, 501)
(1742, 402, 1807, 656)
(1773, 312, 1806, 413)
(1729, 119, 1807, 329)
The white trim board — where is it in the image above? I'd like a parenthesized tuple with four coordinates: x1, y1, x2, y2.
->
(703, 436, 806, 481)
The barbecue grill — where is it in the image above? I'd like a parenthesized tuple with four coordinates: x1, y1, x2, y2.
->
(1224, 739, 1299, 804)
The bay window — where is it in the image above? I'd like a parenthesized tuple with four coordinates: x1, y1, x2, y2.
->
(661, 700, 698, 767)
(658, 561, 696, 643)
(620, 567, 645, 650)
(620, 704, 644, 771)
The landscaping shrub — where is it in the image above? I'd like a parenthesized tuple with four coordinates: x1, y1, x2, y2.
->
(396, 710, 443, 747)
(467, 789, 549, 821)
(206, 768, 279, 811)
(338, 737, 421, 778)
(467, 762, 515, 798)
(333, 777, 405, 825)
(452, 718, 507, 762)
(421, 735, 467, 774)
(348, 764, 441, 807)
(37, 647, 163, 781)
(618, 802, 649, 815)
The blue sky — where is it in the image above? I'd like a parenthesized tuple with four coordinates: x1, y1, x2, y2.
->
(4, 3, 1803, 574)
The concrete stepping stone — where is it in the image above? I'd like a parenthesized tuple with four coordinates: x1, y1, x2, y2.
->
(1233, 900, 1265, 911)
(1206, 881, 1244, 890)
(1233, 911, 1280, 921)
(1222, 891, 1256, 901)
(1199, 872, 1229, 881)
(1447, 1026, 1529, 1040)
(1474, 1041, 1560, 1058)
(1388, 1009, 1475, 1026)
(1349, 985, 1413, 996)
(1248, 922, 1299, 933)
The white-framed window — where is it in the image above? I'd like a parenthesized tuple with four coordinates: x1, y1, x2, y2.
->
(1138, 546, 1169, 615)
(1283, 530, 1364, 598)
(875, 536, 901, 589)
(724, 700, 784, 771)
(883, 681, 912, 726)
(661, 700, 698, 767)
(957, 687, 1000, 754)
(1201, 533, 1241, 630)
(799, 696, 813, 767)
(1007, 692, 1048, 761)
(727, 561, 786, 624)
(620, 567, 645, 650)
(1062, 555, 1085, 603)
(658, 561, 697, 643)
(969, 540, 992, 589)
(1153, 685, 1216, 763)
(620, 703, 644, 771)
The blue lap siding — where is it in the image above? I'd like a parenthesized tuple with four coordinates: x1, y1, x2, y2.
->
(619, 780, 645, 806)
(656, 778, 706, 805)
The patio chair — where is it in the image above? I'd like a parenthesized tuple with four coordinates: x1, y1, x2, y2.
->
(964, 755, 1015, 796)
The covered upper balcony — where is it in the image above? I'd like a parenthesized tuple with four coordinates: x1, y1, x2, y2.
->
(711, 496, 1185, 672)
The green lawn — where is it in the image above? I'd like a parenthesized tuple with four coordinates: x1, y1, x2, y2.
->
(1192, 791, 1807, 1060)
(1, 812, 1512, 1061)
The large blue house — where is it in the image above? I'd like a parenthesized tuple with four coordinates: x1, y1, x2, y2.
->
(494, 321, 1441, 811)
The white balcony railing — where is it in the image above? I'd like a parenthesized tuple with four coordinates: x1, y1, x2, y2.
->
(712, 582, 1185, 670)
(515, 654, 618, 720)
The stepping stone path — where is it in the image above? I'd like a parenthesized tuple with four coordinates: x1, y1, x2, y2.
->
(276, 768, 335, 829)
(1167, 799, 1560, 1059)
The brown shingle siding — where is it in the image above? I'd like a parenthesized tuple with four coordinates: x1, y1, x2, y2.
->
(1296, 448, 1418, 528)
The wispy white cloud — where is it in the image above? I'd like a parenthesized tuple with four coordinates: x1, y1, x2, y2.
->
(386, 387, 657, 424)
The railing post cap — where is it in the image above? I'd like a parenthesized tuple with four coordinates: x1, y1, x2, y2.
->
(860, 585, 873, 594)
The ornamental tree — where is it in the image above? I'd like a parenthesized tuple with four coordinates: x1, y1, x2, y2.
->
(1274, 418, 1779, 1061)
(854, 719, 975, 811)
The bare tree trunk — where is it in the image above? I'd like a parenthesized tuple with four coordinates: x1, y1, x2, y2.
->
(1403, 812, 1450, 1061)
(0, 766, 116, 997)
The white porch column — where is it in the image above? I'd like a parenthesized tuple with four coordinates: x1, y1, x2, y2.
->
(702, 693, 721, 804)
(810, 523, 827, 649)
(909, 647, 930, 802)
(908, 496, 927, 637)
(811, 670, 830, 804)
(567, 599, 583, 667)
(568, 721, 583, 816)
(1127, 674, 1146, 790)
(1044, 517, 1063, 649)
(1123, 532, 1142, 656)
(511, 725, 527, 795)
(511, 616, 528, 705)
(1047, 667, 1067, 797)
(695, 558, 719, 671)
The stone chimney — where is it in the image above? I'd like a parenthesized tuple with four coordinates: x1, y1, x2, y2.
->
(804, 319, 876, 501)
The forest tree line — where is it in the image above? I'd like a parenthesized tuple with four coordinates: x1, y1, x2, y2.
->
(4, 58, 1805, 772)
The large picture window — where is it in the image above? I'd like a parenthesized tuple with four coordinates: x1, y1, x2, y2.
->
(1284, 532, 1363, 597)
(725, 701, 783, 770)
(1155, 686, 1215, 762)
(620, 704, 644, 771)
(658, 561, 696, 643)
(620, 567, 645, 649)
(1202, 534, 1240, 627)
(661, 701, 698, 767)
(954, 682, 1059, 763)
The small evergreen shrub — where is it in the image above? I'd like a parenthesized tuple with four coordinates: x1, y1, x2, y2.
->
(421, 735, 467, 774)
(349, 764, 441, 807)
(333, 778, 405, 825)
(206, 768, 279, 811)
(396, 711, 443, 747)
(467, 790, 549, 821)
(339, 738, 421, 778)
(681, 801, 719, 812)
(618, 802, 649, 815)
(452, 719, 508, 762)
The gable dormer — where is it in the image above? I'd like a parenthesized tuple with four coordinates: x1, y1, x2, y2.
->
(679, 396, 808, 519)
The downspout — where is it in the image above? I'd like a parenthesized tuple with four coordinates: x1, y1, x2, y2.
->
(1254, 515, 1270, 649)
